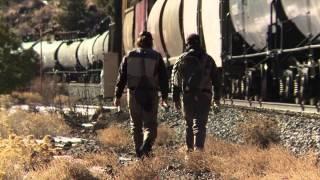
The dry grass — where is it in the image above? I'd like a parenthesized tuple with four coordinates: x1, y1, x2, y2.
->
(0, 110, 71, 138)
(26, 159, 98, 180)
(0, 95, 16, 109)
(155, 125, 176, 146)
(97, 125, 131, 151)
(119, 149, 169, 180)
(82, 152, 118, 167)
(177, 136, 320, 179)
(0, 135, 56, 179)
(237, 112, 280, 148)
(11, 91, 43, 105)
(30, 77, 68, 105)
(53, 95, 78, 107)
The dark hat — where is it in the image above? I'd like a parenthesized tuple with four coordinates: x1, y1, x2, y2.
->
(139, 31, 153, 40)
(186, 33, 200, 45)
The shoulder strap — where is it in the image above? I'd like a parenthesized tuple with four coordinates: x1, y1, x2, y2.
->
(140, 50, 146, 76)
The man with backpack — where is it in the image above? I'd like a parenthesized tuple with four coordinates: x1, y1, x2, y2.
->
(172, 34, 221, 151)
(114, 31, 169, 158)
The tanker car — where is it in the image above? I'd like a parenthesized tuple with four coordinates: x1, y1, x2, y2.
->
(123, 0, 320, 107)
(22, 30, 110, 83)
(22, 0, 320, 106)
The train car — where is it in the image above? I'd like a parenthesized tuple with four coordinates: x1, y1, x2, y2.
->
(122, 0, 320, 106)
(21, 29, 112, 83)
(20, 0, 320, 105)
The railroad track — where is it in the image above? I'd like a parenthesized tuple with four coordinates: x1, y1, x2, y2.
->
(222, 99, 320, 114)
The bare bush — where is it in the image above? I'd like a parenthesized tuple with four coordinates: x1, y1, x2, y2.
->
(53, 95, 78, 107)
(82, 152, 118, 167)
(0, 135, 56, 179)
(0, 95, 16, 109)
(177, 136, 320, 179)
(236, 112, 280, 148)
(26, 159, 98, 180)
(97, 125, 131, 151)
(119, 149, 169, 180)
(155, 125, 176, 146)
(30, 77, 68, 105)
(0, 110, 71, 138)
(11, 91, 43, 105)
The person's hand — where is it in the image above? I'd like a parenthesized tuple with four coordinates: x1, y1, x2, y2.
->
(161, 98, 169, 108)
(174, 100, 182, 111)
(213, 99, 221, 113)
(113, 98, 121, 107)
(214, 99, 221, 107)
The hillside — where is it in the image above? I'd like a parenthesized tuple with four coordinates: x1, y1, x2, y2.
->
(0, 0, 110, 40)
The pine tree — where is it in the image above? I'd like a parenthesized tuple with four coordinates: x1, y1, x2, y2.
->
(0, 21, 37, 93)
(57, 0, 89, 32)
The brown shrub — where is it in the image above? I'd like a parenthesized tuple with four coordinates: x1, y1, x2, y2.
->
(156, 125, 176, 146)
(30, 77, 68, 105)
(0, 95, 16, 109)
(0, 135, 56, 179)
(119, 149, 169, 180)
(53, 95, 78, 107)
(26, 159, 98, 180)
(0, 110, 70, 138)
(176, 136, 320, 179)
(236, 112, 280, 148)
(97, 125, 131, 151)
(11, 91, 43, 105)
(82, 152, 118, 167)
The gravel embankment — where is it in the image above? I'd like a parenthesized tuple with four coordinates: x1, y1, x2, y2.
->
(158, 105, 320, 155)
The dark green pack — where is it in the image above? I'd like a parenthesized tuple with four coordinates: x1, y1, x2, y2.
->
(179, 54, 208, 93)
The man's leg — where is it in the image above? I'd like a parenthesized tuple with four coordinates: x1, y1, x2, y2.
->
(141, 96, 159, 157)
(128, 92, 144, 157)
(183, 95, 195, 151)
(194, 114, 208, 150)
(194, 93, 211, 150)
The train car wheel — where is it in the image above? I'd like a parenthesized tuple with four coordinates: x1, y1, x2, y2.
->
(62, 74, 67, 83)
(309, 98, 316, 106)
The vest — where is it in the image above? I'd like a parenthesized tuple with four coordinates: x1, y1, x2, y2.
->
(127, 56, 159, 90)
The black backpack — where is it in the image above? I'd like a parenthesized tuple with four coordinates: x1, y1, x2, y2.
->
(179, 54, 208, 93)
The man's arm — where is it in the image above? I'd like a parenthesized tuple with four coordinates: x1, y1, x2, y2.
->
(210, 57, 221, 102)
(172, 61, 182, 102)
(114, 56, 128, 99)
(158, 55, 169, 100)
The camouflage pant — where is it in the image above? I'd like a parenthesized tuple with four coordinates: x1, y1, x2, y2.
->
(183, 92, 212, 150)
(128, 90, 159, 157)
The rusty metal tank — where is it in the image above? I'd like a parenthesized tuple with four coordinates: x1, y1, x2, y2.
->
(147, 0, 167, 57)
(161, 0, 184, 58)
(183, 0, 198, 40)
(281, 0, 320, 40)
(92, 31, 109, 63)
(202, 0, 222, 67)
(77, 36, 99, 69)
(57, 41, 81, 69)
(21, 41, 37, 50)
(77, 39, 90, 69)
(87, 35, 100, 65)
(229, 0, 272, 51)
(33, 41, 63, 69)
(135, 0, 148, 40)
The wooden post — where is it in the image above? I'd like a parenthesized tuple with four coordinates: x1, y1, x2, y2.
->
(114, 0, 123, 64)
(103, 53, 119, 98)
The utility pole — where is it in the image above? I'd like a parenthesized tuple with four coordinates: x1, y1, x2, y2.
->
(40, 26, 43, 92)
(114, 0, 123, 64)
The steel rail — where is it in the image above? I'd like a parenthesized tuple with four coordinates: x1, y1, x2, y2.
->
(229, 44, 320, 60)
(223, 99, 320, 114)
